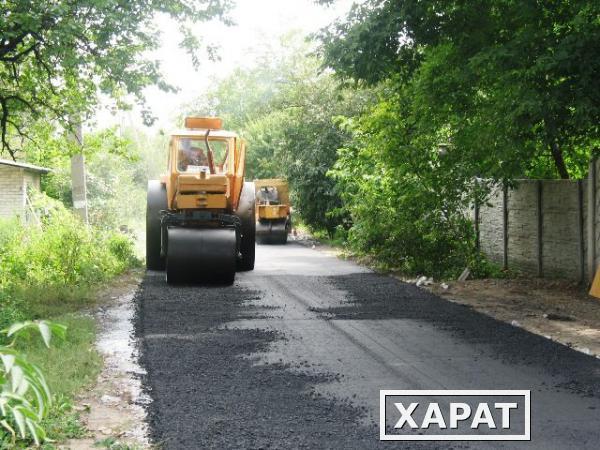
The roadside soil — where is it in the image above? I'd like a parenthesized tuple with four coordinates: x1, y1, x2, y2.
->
(293, 233, 600, 359)
(429, 277, 600, 358)
(62, 270, 148, 450)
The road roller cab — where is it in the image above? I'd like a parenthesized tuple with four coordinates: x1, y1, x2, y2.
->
(146, 117, 256, 284)
(254, 179, 291, 244)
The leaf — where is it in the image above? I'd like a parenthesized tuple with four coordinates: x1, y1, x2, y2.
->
(25, 418, 40, 446)
(37, 322, 51, 347)
(26, 418, 46, 446)
(11, 406, 26, 438)
(49, 322, 67, 340)
(4, 321, 34, 338)
(0, 419, 15, 440)
(0, 354, 15, 373)
(9, 366, 25, 394)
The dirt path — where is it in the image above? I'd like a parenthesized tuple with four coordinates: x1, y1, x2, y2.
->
(135, 243, 600, 449)
(64, 271, 149, 449)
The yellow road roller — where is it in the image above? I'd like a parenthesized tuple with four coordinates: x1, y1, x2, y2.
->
(254, 178, 291, 245)
(146, 117, 255, 284)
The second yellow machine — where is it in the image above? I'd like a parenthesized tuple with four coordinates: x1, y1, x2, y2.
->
(254, 178, 291, 244)
(146, 117, 255, 284)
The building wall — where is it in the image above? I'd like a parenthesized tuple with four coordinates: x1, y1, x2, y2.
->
(478, 159, 599, 281)
(0, 165, 25, 219)
(0, 166, 41, 220)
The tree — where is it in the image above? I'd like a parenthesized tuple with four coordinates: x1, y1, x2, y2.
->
(186, 35, 373, 233)
(0, 0, 230, 159)
(320, 0, 600, 179)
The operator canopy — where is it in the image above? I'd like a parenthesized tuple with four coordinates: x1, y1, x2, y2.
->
(257, 186, 280, 205)
(177, 136, 230, 174)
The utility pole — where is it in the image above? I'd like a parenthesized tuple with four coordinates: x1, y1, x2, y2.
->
(70, 121, 88, 224)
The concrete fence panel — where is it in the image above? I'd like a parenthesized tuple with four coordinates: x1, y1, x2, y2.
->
(477, 157, 599, 282)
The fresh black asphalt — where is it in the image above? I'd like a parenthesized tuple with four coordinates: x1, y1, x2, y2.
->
(134, 242, 600, 449)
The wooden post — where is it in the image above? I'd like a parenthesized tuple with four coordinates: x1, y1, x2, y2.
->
(578, 180, 585, 284)
(588, 157, 597, 284)
(503, 183, 509, 270)
(537, 181, 543, 277)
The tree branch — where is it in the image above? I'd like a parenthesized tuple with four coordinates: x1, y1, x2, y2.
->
(0, 97, 16, 160)
(0, 33, 28, 59)
(0, 43, 37, 63)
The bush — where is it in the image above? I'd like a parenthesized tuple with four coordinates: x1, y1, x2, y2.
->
(0, 196, 136, 446)
(0, 196, 136, 290)
(329, 90, 491, 279)
(0, 194, 138, 326)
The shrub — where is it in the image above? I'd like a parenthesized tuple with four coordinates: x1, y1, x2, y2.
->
(0, 195, 137, 294)
(0, 320, 66, 446)
(329, 92, 490, 279)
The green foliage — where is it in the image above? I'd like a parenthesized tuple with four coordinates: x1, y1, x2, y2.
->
(40, 402, 87, 442)
(0, 194, 138, 330)
(309, 0, 600, 275)
(330, 84, 490, 278)
(0, 0, 231, 158)
(0, 201, 130, 446)
(17, 315, 102, 400)
(320, 0, 600, 180)
(22, 125, 160, 239)
(0, 197, 134, 291)
(0, 320, 65, 446)
(187, 35, 374, 234)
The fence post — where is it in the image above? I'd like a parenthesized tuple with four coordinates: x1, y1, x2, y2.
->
(474, 198, 480, 252)
(503, 182, 509, 270)
(537, 181, 543, 277)
(588, 157, 598, 283)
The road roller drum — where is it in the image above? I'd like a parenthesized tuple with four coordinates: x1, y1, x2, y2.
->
(166, 227, 237, 284)
(256, 219, 289, 245)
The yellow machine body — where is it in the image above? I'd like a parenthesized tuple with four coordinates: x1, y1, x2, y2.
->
(146, 117, 256, 283)
(254, 178, 291, 244)
(163, 120, 246, 213)
(259, 204, 289, 220)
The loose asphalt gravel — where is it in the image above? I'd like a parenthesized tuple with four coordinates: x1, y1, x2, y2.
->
(134, 242, 600, 449)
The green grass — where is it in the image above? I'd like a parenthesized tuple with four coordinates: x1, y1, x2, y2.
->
(18, 313, 103, 398)
(0, 213, 139, 447)
(3, 283, 104, 446)
(15, 312, 103, 445)
(13, 283, 98, 319)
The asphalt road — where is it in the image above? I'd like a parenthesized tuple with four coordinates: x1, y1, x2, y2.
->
(135, 241, 600, 449)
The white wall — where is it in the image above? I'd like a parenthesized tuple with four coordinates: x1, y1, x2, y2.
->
(0, 166, 41, 220)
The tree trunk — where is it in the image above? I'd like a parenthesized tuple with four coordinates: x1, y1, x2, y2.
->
(549, 140, 569, 179)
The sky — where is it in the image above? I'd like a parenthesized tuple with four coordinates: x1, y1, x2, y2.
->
(98, 0, 356, 133)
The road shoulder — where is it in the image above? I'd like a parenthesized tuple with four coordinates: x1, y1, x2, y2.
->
(63, 270, 148, 450)
(296, 235, 600, 359)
